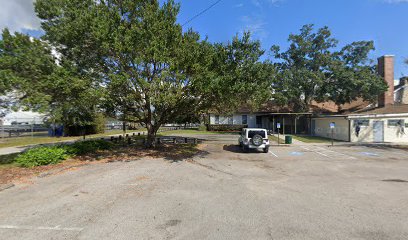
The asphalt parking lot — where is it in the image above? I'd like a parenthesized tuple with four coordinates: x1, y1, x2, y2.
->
(0, 134, 408, 240)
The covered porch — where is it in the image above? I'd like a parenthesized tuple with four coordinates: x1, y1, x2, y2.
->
(256, 113, 312, 135)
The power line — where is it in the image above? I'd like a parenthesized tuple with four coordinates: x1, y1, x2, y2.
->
(181, 0, 223, 27)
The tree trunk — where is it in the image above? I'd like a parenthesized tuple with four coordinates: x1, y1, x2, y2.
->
(122, 120, 126, 138)
(145, 123, 158, 148)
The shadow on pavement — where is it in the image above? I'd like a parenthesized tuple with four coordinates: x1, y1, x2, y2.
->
(222, 144, 243, 153)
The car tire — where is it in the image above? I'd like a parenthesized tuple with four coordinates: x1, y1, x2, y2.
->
(251, 134, 263, 146)
(263, 147, 269, 153)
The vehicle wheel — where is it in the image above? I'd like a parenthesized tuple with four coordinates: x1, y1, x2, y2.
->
(251, 134, 263, 146)
(263, 147, 269, 153)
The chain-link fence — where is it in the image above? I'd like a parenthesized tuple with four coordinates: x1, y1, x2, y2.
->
(0, 124, 48, 139)
(0, 116, 48, 139)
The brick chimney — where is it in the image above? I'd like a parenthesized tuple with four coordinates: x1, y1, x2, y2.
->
(378, 55, 395, 107)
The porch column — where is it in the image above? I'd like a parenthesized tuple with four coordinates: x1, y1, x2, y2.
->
(294, 115, 297, 135)
(283, 116, 285, 135)
(272, 116, 275, 135)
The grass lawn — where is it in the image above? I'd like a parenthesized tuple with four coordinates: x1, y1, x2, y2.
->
(292, 135, 341, 143)
(0, 129, 146, 148)
(269, 135, 286, 144)
(160, 129, 237, 135)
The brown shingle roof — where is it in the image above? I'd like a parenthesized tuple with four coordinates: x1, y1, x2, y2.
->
(310, 99, 371, 114)
(352, 104, 408, 115)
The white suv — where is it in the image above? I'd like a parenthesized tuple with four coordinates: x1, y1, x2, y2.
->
(238, 128, 270, 153)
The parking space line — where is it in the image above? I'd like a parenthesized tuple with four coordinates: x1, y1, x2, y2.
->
(301, 146, 330, 158)
(270, 151, 278, 158)
(315, 147, 357, 159)
(0, 225, 83, 232)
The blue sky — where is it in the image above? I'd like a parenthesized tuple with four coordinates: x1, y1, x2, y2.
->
(1, 0, 407, 77)
(176, 0, 408, 78)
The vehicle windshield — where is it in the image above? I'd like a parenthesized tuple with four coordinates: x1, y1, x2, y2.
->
(248, 130, 266, 138)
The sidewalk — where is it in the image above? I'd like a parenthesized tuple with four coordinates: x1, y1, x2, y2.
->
(273, 134, 309, 145)
(275, 134, 408, 149)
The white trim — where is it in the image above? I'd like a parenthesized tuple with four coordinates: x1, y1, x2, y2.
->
(347, 113, 408, 119)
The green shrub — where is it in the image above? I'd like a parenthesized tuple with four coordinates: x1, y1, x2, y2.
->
(16, 147, 70, 168)
(198, 124, 207, 131)
(65, 140, 113, 155)
(207, 124, 247, 132)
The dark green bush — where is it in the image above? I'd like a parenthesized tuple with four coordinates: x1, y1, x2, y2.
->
(207, 124, 247, 132)
(16, 147, 70, 168)
(198, 125, 207, 131)
(65, 140, 113, 155)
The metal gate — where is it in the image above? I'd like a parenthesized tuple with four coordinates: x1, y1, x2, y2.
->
(373, 121, 384, 142)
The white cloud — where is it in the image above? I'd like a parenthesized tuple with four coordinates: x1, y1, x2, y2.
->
(240, 15, 268, 40)
(252, 0, 283, 7)
(0, 0, 41, 33)
(234, 3, 244, 8)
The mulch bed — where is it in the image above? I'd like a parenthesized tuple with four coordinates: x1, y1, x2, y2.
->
(0, 159, 85, 185)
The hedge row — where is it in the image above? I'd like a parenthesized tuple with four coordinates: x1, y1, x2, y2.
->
(207, 124, 247, 132)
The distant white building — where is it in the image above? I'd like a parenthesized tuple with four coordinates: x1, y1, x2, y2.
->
(0, 111, 46, 126)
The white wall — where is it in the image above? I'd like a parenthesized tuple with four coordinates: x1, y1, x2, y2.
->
(313, 116, 408, 143)
(350, 117, 408, 143)
(313, 117, 350, 141)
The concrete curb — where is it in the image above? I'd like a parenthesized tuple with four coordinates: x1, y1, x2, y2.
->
(0, 183, 15, 192)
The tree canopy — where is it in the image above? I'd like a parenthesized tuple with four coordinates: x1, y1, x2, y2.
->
(0, 29, 102, 135)
(0, 1, 389, 145)
(34, 0, 274, 146)
(271, 24, 387, 112)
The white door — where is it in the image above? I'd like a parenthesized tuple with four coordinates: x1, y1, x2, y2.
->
(373, 121, 384, 142)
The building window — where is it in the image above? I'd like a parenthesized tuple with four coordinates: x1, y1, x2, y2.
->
(242, 115, 248, 125)
(228, 116, 233, 125)
(215, 115, 219, 125)
(388, 119, 405, 127)
(354, 119, 369, 127)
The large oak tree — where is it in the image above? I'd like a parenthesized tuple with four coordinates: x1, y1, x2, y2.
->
(35, 0, 274, 147)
